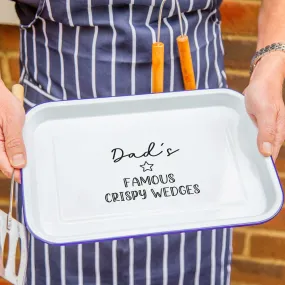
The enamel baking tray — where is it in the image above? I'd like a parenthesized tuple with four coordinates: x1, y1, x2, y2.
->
(22, 88, 284, 245)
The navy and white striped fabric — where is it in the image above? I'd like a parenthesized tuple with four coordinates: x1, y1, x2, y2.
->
(13, 0, 233, 284)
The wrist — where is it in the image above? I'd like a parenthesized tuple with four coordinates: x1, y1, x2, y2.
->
(250, 51, 285, 82)
(250, 43, 285, 76)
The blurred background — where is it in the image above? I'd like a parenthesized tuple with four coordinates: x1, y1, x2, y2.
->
(1, 0, 285, 284)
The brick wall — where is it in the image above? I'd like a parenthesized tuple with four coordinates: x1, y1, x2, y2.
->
(221, 0, 259, 93)
(222, 1, 285, 285)
(0, 25, 20, 90)
(1, 0, 285, 285)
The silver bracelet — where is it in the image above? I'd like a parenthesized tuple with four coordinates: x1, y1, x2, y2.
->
(250, 42, 285, 75)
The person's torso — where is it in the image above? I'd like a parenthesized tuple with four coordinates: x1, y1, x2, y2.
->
(12, 2, 232, 285)
(14, 0, 226, 106)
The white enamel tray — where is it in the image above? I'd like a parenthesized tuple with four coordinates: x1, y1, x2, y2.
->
(22, 88, 284, 245)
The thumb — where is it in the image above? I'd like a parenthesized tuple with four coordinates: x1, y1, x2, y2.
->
(255, 110, 277, 157)
(3, 114, 26, 169)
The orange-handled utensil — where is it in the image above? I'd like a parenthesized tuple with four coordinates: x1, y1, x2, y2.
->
(151, 0, 166, 93)
(152, 0, 196, 93)
(152, 42, 164, 93)
(177, 35, 196, 90)
(175, 0, 196, 90)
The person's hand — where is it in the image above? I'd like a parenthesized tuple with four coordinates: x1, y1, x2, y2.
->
(243, 52, 285, 162)
(0, 79, 26, 183)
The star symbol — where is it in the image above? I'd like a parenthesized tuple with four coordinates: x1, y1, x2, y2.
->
(140, 161, 154, 172)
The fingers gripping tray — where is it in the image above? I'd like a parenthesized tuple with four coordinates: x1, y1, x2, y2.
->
(21, 89, 284, 245)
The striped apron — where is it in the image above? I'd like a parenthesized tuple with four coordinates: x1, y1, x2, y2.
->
(13, 0, 233, 284)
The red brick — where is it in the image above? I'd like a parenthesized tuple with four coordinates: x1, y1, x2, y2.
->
(226, 72, 249, 93)
(232, 258, 285, 285)
(0, 178, 13, 201)
(231, 283, 260, 285)
(275, 159, 285, 174)
(233, 231, 246, 255)
(252, 208, 285, 231)
(278, 146, 285, 160)
(220, 0, 260, 36)
(250, 234, 285, 260)
(224, 38, 257, 70)
(0, 55, 3, 79)
(0, 278, 11, 284)
(0, 25, 20, 52)
(8, 56, 20, 82)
